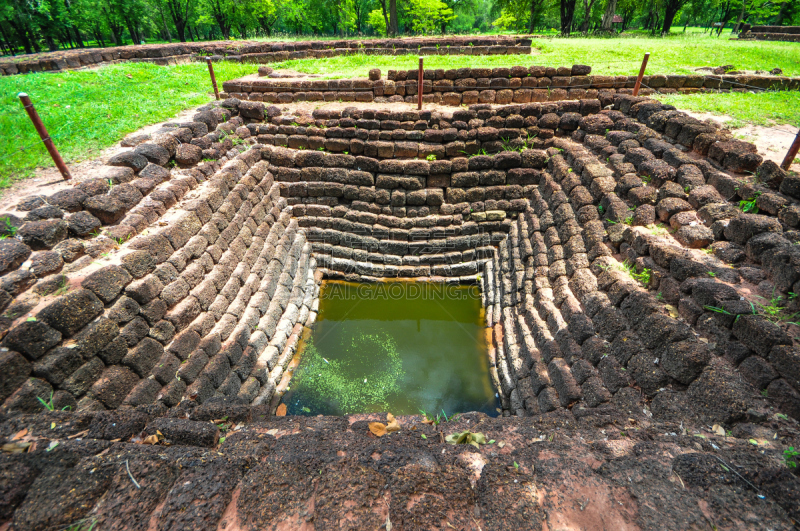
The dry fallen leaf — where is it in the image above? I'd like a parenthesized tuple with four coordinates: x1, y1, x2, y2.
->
(2, 442, 32, 454)
(664, 305, 679, 319)
(142, 434, 159, 445)
(369, 422, 388, 437)
(386, 413, 401, 433)
(11, 428, 28, 441)
(712, 425, 726, 436)
(276, 404, 287, 416)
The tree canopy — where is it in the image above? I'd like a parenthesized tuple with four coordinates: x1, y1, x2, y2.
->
(1, 0, 798, 56)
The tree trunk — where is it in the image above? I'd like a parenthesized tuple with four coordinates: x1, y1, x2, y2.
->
(579, 0, 596, 33)
(73, 27, 84, 47)
(661, 3, 680, 34)
(774, 0, 791, 24)
(560, 0, 577, 35)
(379, 0, 390, 35)
(29, 26, 41, 52)
(389, 0, 398, 35)
(601, 0, 617, 30)
(125, 18, 141, 44)
(733, 0, 747, 32)
(529, 0, 538, 32)
(0, 21, 21, 54)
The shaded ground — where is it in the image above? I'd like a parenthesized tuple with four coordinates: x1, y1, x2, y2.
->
(0, 399, 798, 530)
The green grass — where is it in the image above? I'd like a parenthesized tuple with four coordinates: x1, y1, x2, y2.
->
(0, 62, 253, 186)
(272, 33, 800, 78)
(654, 91, 800, 127)
(2, 33, 797, 187)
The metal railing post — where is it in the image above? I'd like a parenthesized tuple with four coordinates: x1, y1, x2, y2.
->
(633, 52, 650, 97)
(18, 92, 71, 180)
(418, 57, 423, 110)
(206, 57, 220, 100)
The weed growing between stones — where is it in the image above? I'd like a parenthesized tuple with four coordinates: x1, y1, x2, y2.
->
(784, 447, 799, 469)
(286, 331, 405, 415)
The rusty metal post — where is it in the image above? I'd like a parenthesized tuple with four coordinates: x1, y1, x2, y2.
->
(417, 57, 423, 110)
(206, 57, 220, 100)
(781, 130, 800, 171)
(18, 92, 71, 181)
(632, 52, 650, 97)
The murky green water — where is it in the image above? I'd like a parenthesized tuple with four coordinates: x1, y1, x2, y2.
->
(281, 280, 500, 417)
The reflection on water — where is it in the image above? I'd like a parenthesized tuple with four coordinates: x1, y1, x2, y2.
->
(281, 281, 500, 417)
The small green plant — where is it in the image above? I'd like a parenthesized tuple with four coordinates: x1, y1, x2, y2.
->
(2, 216, 17, 237)
(753, 291, 800, 325)
(54, 277, 70, 296)
(597, 205, 605, 215)
(37, 390, 70, 411)
(624, 216, 634, 225)
(761, 389, 769, 397)
(704, 305, 733, 316)
(656, 292, 664, 301)
(702, 247, 714, 255)
(647, 223, 669, 237)
(426, 153, 437, 161)
(707, 271, 716, 277)
(739, 192, 761, 214)
(622, 260, 651, 286)
(784, 447, 799, 469)
(641, 175, 651, 184)
(64, 519, 97, 531)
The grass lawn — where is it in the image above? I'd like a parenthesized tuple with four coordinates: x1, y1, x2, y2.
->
(273, 33, 800, 78)
(1, 34, 796, 188)
(0, 62, 253, 186)
(654, 91, 800, 127)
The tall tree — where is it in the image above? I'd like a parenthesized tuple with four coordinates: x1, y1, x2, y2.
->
(161, 0, 194, 41)
(579, 0, 598, 32)
(600, 0, 617, 30)
(560, 0, 577, 34)
(661, 0, 688, 33)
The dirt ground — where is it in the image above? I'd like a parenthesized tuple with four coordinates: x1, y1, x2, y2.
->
(683, 110, 800, 172)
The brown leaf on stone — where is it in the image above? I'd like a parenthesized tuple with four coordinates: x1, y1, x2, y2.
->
(386, 413, 401, 433)
(276, 404, 287, 416)
(142, 434, 159, 445)
(369, 422, 388, 437)
(2, 442, 32, 454)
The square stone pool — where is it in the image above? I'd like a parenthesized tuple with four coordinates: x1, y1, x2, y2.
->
(280, 280, 500, 417)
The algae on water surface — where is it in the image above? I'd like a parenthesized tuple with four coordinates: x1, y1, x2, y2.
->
(281, 281, 500, 416)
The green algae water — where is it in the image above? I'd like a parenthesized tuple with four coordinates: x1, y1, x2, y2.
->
(281, 281, 499, 417)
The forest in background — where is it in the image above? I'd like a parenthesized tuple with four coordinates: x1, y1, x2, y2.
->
(1, 0, 798, 56)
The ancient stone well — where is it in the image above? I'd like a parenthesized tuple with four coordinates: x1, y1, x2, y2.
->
(3, 69, 800, 531)
(2, 85, 800, 428)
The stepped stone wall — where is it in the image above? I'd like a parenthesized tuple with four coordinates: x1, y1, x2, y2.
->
(224, 64, 800, 106)
(739, 24, 800, 42)
(1, 90, 800, 530)
(0, 35, 532, 76)
(1, 92, 799, 426)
